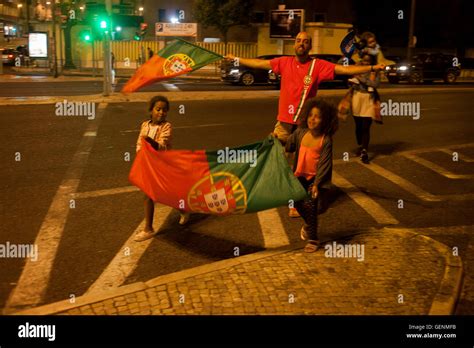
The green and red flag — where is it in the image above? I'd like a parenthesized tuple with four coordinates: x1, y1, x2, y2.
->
(129, 136, 308, 214)
(122, 39, 223, 93)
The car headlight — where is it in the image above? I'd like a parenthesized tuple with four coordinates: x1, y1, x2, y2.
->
(230, 69, 239, 74)
(385, 66, 391, 71)
(398, 66, 408, 71)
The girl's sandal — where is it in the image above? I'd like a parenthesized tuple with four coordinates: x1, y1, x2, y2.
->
(304, 240, 320, 253)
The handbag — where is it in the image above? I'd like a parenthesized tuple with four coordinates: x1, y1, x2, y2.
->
(337, 87, 354, 121)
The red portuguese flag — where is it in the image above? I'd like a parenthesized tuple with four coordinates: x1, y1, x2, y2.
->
(122, 39, 223, 93)
(129, 136, 308, 214)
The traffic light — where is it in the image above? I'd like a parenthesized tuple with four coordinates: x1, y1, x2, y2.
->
(81, 31, 92, 42)
(96, 16, 110, 31)
(139, 23, 148, 37)
(134, 32, 141, 41)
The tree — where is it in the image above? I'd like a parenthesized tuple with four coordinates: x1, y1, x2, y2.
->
(193, 0, 254, 45)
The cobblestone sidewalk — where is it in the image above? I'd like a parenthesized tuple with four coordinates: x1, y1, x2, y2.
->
(14, 227, 462, 315)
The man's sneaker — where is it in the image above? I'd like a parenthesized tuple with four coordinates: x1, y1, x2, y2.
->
(289, 207, 300, 218)
(134, 229, 157, 242)
(360, 149, 370, 164)
(179, 212, 190, 225)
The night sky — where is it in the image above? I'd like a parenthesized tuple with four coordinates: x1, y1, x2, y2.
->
(352, 0, 472, 55)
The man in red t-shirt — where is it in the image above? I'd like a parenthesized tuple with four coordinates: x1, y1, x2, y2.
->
(225, 31, 385, 144)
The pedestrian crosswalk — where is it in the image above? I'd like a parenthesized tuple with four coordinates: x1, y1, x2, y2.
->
(3, 142, 473, 313)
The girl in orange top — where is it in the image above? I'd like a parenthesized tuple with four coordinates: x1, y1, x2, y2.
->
(286, 97, 338, 252)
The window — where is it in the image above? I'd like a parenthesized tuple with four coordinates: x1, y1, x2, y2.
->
(158, 9, 166, 22)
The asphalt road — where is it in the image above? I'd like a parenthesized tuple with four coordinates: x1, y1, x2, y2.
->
(0, 76, 474, 96)
(0, 89, 473, 313)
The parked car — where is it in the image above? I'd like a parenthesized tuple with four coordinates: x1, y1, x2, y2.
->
(1, 48, 20, 65)
(268, 54, 355, 89)
(221, 54, 289, 86)
(385, 53, 461, 84)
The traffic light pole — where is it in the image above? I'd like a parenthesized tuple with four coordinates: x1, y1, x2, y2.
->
(103, 0, 113, 96)
(103, 33, 112, 96)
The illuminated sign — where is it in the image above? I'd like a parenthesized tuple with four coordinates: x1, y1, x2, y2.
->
(29, 32, 48, 58)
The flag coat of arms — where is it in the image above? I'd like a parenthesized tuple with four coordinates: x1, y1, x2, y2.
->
(129, 136, 308, 214)
(122, 39, 222, 93)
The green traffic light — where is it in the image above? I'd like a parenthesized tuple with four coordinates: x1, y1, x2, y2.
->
(84, 34, 91, 41)
(100, 20, 107, 29)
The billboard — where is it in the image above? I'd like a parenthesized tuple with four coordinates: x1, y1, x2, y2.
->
(155, 23, 197, 37)
(270, 9, 304, 39)
(28, 32, 48, 58)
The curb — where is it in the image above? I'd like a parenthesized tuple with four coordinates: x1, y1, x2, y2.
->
(383, 227, 464, 315)
(9, 227, 463, 315)
(10, 244, 304, 315)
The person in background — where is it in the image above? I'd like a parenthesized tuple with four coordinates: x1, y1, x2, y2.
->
(350, 53, 381, 164)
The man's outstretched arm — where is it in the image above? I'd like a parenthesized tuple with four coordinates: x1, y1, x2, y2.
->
(334, 63, 386, 75)
(224, 54, 272, 70)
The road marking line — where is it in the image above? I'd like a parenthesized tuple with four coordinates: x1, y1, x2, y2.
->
(360, 162, 474, 201)
(73, 186, 139, 199)
(257, 209, 290, 248)
(162, 83, 181, 91)
(360, 162, 441, 201)
(86, 205, 173, 295)
(403, 153, 474, 179)
(84, 131, 97, 137)
(439, 148, 474, 163)
(4, 103, 108, 312)
(332, 171, 399, 225)
(405, 143, 474, 155)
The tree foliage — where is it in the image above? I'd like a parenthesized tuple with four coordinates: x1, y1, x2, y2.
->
(193, 0, 254, 43)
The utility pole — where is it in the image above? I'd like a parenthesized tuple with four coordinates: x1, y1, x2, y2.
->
(52, 0, 58, 78)
(407, 0, 416, 60)
(103, 0, 112, 96)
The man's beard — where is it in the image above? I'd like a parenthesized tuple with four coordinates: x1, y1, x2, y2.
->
(295, 46, 307, 57)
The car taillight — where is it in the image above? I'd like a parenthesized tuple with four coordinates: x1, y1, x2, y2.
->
(8, 54, 13, 58)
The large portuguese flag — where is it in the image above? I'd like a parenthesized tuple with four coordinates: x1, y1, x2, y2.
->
(129, 136, 308, 214)
(122, 39, 223, 93)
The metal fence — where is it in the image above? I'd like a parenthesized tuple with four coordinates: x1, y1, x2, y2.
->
(69, 40, 257, 73)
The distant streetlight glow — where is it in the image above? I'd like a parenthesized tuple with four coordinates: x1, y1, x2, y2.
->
(170, 17, 179, 23)
(139, 7, 144, 11)
(116, 26, 122, 32)
(17, 4, 23, 8)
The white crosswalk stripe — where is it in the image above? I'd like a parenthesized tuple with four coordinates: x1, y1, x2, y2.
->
(257, 209, 290, 248)
(4, 103, 108, 313)
(332, 171, 399, 225)
(86, 204, 173, 295)
(403, 153, 474, 179)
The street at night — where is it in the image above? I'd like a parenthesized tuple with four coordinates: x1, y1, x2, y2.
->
(1, 0, 474, 346)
